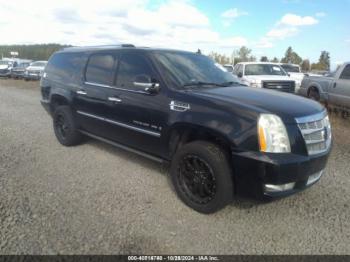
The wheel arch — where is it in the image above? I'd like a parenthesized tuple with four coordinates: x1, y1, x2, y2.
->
(50, 94, 71, 113)
(167, 123, 235, 159)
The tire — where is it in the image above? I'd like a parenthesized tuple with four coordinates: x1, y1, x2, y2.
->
(170, 141, 234, 214)
(308, 88, 320, 101)
(53, 106, 82, 146)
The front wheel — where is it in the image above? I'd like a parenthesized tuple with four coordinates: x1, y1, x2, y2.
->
(170, 141, 234, 214)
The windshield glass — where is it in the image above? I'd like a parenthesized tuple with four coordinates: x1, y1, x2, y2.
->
(223, 65, 233, 72)
(16, 63, 30, 68)
(153, 51, 238, 88)
(280, 64, 300, 73)
(31, 62, 47, 67)
(245, 64, 287, 76)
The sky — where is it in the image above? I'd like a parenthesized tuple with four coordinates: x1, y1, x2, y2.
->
(0, 0, 349, 69)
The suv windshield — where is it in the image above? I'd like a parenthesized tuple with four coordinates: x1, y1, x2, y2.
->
(245, 64, 287, 76)
(0, 61, 10, 65)
(31, 62, 47, 67)
(153, 51, 238, 88)
(280, 64, 300, 73)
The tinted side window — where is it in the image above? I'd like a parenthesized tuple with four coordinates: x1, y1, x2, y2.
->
(46, 52, 87, 82)
(340, 65, 350, 80)
(85, 54, 116, 86)
(117, 53, 153, 90)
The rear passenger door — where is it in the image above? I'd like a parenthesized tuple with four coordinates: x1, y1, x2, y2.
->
(74, 52, 117, 136)
(104, 51, 169, 157)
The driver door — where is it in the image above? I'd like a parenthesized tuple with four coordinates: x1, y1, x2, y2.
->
(104, 51, 169, 157)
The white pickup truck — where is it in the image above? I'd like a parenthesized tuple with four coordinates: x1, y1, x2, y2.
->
(233, 62, 296, 93)
(300, 62, 350, 110)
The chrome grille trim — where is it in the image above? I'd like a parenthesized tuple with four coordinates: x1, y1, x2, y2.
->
(296, 110, 331, 156)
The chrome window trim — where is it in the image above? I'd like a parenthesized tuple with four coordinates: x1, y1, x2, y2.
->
(84, 81, 148, 94)
(85, 81, 111, 88)
(295, 110, 327, 124)
(76, 110, 161, 138)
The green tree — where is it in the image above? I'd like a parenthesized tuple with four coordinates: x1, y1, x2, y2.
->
(271, 57, 279, 63)
(301, 59, 310, 72)
(237, 46, 252, 62)
(318, 51, 330, 71)
(0, 44, 70, 60)
(281, 46, 302, 65)
(260, 56, 269, 62)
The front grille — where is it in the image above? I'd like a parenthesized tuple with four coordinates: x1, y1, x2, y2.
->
(262, 81, 295, 93)
(28, 70, 41, 74)
(296, 112, 331, 155)
(0, 69, 9, 74)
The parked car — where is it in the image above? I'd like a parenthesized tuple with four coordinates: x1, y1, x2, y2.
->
(223, 64, 234, 73)
(11, 62, 31, 79)
(24, 61, 47, 81)
(279, 63, 305, 93)
(300, 62, 350, 110)
(41, 45, 332, 213)
(234, 62, 296, 93)
(0, 60, 16, 77)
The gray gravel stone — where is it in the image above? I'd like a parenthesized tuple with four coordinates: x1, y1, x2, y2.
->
(0, 79, 349, 254)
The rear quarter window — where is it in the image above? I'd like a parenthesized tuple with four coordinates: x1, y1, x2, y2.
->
(46, 52, 87, 82)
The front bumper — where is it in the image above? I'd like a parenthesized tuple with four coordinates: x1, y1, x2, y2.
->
(0, 70, 11, 77)
(24, 72, 42, 80)
(11, 71, 25, 78)
(232, 148, 331, 199)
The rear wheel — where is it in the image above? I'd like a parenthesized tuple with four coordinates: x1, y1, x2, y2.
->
(308, 88, 320, 101)
(170, 141, 234, 214)
(53, 106, 82, 146)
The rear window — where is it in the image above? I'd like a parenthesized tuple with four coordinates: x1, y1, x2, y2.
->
(340, 65, 350, 80)
(85, 54, 116, 86)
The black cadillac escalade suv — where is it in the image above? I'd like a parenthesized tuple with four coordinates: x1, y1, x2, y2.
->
(40, 45, 332, 213)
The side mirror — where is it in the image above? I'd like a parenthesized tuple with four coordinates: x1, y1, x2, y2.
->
(237, 72, 243, 78)
(133, 82, 160, 94)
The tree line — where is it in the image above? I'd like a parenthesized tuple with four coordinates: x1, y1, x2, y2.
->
(209, 46, 331, 72)
(0, 44, 331, 72)
(0, 44, 70, 61)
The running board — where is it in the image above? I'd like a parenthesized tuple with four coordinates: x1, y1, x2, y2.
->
(79, 130, 165, 163)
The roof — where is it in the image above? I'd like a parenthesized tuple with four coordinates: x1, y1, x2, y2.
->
(59, 44, 197, 54)
(237, 62, 283, 65)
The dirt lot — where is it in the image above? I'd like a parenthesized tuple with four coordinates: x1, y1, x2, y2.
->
(0, 79, 349, 255)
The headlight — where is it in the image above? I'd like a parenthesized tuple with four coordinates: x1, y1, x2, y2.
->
(250, 79, 261, 88)
(258, 114, 291, 153)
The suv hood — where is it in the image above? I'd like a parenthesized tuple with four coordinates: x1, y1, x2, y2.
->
(27, 66, 45, 71)
(0, 65, 10, 70)
(192, 85, 324, 124)
(245, 75, 293, 82)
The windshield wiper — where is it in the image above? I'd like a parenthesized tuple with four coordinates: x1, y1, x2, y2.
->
(182, 81, 225, 88)
(219, 81, 241, 87)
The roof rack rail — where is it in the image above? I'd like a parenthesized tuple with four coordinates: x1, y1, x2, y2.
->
(62, 44, 135, 51)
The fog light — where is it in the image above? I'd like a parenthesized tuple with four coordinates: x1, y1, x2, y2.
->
(264, 182, 295, 193)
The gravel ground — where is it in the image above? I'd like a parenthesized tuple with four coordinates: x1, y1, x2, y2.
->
(0, 79, 349, 255)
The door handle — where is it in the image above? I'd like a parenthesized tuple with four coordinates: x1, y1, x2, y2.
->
(108, 97, 122, 103)
(76, 90, 87, 95)
(333, 82, 337, 88)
